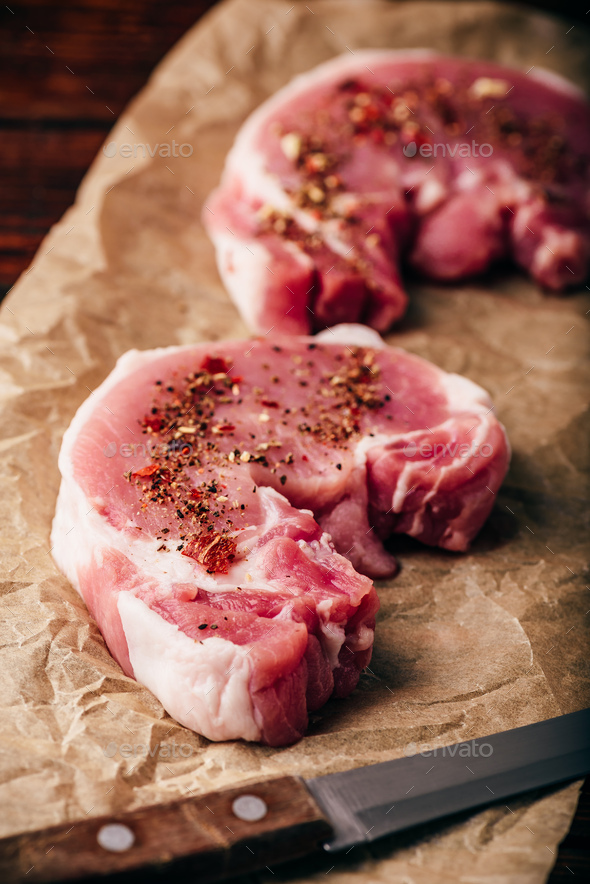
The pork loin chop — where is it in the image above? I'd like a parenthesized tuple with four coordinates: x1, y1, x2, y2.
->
(51, 324, 509, 745)
(204, 50, 590, 335)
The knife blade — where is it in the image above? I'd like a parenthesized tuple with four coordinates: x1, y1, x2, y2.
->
(307, 706, 590, 852)
(1, 708, 588, 883)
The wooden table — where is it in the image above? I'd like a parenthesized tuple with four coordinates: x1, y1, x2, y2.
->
(0, 0, 217, 296)
(0, 1, 587, 880)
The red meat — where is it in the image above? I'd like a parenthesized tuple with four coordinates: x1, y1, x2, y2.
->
(51, 325, 509, 745)
(205, 51, 590, 334)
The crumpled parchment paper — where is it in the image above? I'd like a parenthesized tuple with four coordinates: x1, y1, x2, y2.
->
(0, 1, 588, 882)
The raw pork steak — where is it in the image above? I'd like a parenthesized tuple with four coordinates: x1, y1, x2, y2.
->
(205, 50, 590, 335)
(52, 325, 509, 745)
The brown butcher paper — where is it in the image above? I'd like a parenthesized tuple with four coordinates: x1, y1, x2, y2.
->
(0, 1, 588, 882)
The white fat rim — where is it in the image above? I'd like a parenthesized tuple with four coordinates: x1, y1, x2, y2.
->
(316, 323, 386, 348)
(118, 592, 260, 742)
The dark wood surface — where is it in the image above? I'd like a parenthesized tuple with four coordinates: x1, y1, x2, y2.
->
(0, 0, 218, 296)
(0, 1, 587, 880)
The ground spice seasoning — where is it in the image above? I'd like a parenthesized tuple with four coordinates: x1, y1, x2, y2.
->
(126, 344, 385, 573)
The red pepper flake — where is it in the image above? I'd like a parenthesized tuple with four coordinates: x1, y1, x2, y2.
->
(133, 463, 160, 479)
(182, 533, 237, 574)
(215, 424, 236, 433)
(143, 416, 162, 433)
(260, 399, 279, 408)
(201, 355, 230, 374)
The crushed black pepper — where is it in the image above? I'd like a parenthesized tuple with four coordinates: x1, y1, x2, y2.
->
(256, 70, 579, 282)
(126, 344, 386, 574)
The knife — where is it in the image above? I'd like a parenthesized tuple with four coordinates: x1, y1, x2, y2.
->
(2, 708, 589, 883)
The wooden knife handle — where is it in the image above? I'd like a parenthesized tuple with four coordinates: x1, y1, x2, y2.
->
(0, 776, 332, 883)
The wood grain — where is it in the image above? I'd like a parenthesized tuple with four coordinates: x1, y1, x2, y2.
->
(0, 0, 218, 295)
(0, 776, 331, 883)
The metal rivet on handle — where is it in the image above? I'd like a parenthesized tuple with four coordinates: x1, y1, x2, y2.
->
(231, 794, 268, 822)
(97, 823, 135, 852)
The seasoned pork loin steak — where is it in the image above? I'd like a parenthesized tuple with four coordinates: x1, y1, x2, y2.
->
(52, 325, 509, 745)
(205, 50, 590, 335)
